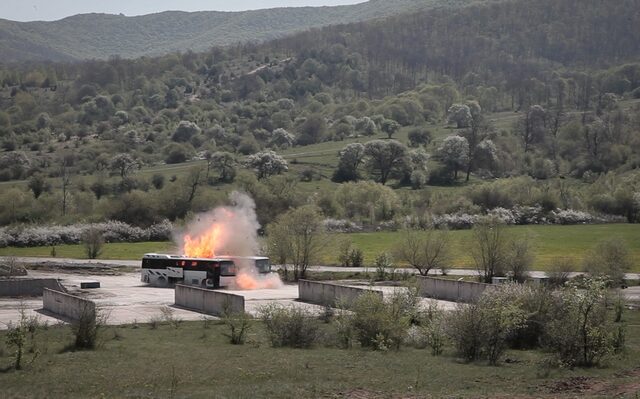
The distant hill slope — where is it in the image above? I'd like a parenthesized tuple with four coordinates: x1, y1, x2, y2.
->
(0, 0, 481, 62)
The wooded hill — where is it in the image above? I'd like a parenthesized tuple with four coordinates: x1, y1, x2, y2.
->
(0, 0, 480, 62)
(0, 0, 639, 228)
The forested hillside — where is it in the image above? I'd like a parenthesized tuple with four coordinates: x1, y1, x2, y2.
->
(0, 0, 476, 62)
(0, 0, 639, 233)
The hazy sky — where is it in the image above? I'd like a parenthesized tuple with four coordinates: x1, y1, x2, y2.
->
(1, 0, 366, 22)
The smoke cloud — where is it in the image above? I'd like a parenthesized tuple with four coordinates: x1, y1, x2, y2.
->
(177, 191, 282, 290)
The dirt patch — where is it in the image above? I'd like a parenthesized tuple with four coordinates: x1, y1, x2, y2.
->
(545, 368, 640, 397)
(335, 389, 384, 399)
(25, 262, 133, 275)
(591, 368, 640, 397)
(546, 376, 596, 394)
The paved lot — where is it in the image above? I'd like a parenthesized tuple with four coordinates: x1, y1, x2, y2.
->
(0, 270, 462, 329)
(0, 271, 317, 329)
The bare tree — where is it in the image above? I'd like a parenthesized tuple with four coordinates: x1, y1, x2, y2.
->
(505, 238, 534, 283)
(60, 157, 72, 217)
(184, 166, 205, 205)
(472, 216, 508, 283)
(266, 221, 293, 280)
(394, 228, 451, 276)
(268, 205, 328, 280)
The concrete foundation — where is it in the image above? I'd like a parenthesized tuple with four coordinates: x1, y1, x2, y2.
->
(298, 280, 383, 307)
(0, 278, 66, 297)
(43, 288, 96, 321)
(416, 276, 497, 302)
(174, 284, 244, 316)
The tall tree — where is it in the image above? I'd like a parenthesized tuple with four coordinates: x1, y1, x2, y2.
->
(334, 143, 365, 182)
(364, 140, 408, 185)
(437, 135, 469, 180)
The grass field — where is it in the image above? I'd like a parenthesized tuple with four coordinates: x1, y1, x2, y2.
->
(0, 311, 639, 398)
(338, 223, 640, 270)
(2, 224, 639, 272)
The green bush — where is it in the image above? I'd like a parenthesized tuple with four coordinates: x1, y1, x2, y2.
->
(348, 290, 414, 351)
(447, 285, 527, 365)
(543, 278, 619, 368)
(71, 304, 104, 350)
(260, 304, 319, 348)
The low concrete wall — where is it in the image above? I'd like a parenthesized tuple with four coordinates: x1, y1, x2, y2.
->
(43, 288, 95, 321)
(416, 276, 497, 303)
(298, 280, 383, 307)
(0, 278, 66, 297)
(174, 284, 244, 316)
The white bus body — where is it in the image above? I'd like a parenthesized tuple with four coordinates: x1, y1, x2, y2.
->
(140, 253, 271, 288)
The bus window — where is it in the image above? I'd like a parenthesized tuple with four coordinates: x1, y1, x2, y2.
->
(256, 259, 271, 273)
(220, 261, 236, 276)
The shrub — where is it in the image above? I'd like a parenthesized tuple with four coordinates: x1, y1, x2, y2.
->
(374, 252, 393, 280)
(583, 238, 632, 286)
(546, 257, 576, 287)
(222, 311, 252, 345)
(422, 300, 447, 356)
(71, 304, 104, 350)
(333, 307, 355, 349)
(260, 304, 319, 348)
(543, 278, 618, 368)
(337, 239, 352, 267)
(160, 306, 182, 329)
(448, 286, 527, 365)
(5, 318, 27, 370)
(348, 290, 413, 351)
(349, 248, 364, 268)
(499, 284, 554, 350)
(0, 257, 27, 277)
(82, 227, 104, 259)
(447, 303, 485, 362)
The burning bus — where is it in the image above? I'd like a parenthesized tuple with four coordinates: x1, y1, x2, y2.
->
(143, 192, 283, 290)
(141, 253, 272, 289)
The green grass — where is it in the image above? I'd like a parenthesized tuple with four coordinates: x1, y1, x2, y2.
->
(1, 311, 639, 398)
(329, 224, 640, 270)
(0, 242, 176, 260)
(2, 224, 639, 272)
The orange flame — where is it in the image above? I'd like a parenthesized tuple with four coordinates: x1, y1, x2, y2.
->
(181, 206, 283, 290)
(183, 225, 222, 258)
(235, 272, 283, 290)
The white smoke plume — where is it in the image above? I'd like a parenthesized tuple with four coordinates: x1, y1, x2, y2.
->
(177, 191, 282, 290)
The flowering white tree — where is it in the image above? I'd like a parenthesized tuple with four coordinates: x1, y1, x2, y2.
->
(437, 135, 469, 180)
(270, 128, 296, 149)
(244, 151, 288, 179)
(447, 104, 472, 128)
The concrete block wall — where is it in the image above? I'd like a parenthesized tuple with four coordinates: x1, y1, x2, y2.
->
(174, 284, 244, 316)
(298, 280, 383, 308)
(0, 278, 66, 297)
(416, 276, 497, 303)
(43, 288, 95, 321)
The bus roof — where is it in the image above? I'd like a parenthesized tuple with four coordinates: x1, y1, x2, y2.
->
(143, 253, 269, 261)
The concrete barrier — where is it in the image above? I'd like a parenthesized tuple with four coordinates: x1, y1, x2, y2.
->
(298, 280, 383, 307)
(43, 288, 95, 321)
(174, 284, 244, 316)
(0, 278, 66, 297)
(416, 276, 497, 302)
